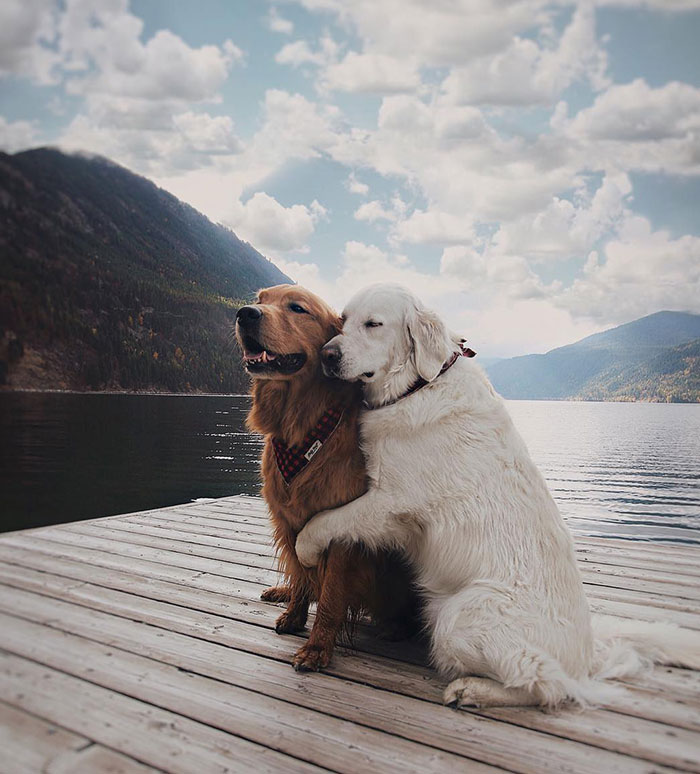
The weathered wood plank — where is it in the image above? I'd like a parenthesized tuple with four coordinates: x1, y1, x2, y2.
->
(124, 507, 700, 574)
(3, 532, 699, 634)
(0, 612, 488, 774)
(0, 653, 326, 774)
(70, 520, 700, 592)
(574, 535, 700, 558)
(0, 532, 281, 587)
(124, 513, 273, 544)
(2, 494, 699, 774)
(58, 521, 277, 571)
(11, 526, 700, 617)
(105, 518, 275, 556)
(0, 700, 160, 774)
(1, 570, 699, 769)
(0, 593, 694, 774)
(575, 546, 700, 578)
(48, 745, 165, 774)
(3, 553, 699, 705)
(141, 511, 273, 536)
(0, 700, 90, 774)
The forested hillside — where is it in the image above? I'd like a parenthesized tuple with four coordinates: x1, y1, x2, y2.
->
(0, 148, 290, 393)
(487, 311, 700, 403)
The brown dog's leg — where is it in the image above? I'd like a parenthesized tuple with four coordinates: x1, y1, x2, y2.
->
(274, 575, 311, 634)
(293, 546, 351, 672)
(261, 585, 292, 603)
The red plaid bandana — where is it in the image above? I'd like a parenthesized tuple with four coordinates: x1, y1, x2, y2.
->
(272, 405, 345, 485)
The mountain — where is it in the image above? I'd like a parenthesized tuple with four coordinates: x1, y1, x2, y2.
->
(486, 311, 700, 403)
(0, 147, 290, 392)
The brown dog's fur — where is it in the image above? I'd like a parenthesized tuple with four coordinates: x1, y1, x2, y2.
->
(237, 284, 419, 670)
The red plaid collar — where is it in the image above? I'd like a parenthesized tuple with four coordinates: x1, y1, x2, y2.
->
(366, 343, 476, 410)
(272, 405, 345, 485)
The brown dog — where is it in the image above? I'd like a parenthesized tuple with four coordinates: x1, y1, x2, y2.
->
(236, 284, 419, 670)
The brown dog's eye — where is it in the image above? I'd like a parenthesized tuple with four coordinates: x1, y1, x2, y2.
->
(365, 321, 382, 328)
(289, 303, 308, 314)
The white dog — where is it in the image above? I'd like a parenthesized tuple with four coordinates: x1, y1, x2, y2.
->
(296, 283, 699, 708)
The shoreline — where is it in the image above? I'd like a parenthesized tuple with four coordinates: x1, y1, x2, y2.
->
(1, 388, 698, 404)
(0, 388, 251, 398)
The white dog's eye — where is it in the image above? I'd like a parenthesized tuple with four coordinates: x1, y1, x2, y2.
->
(365, 321, 383, 328)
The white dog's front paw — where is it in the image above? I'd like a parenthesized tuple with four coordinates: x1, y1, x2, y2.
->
(295, 525, 323, 568)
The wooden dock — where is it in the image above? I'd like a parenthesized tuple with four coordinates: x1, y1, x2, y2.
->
(1, 495, 699, 774)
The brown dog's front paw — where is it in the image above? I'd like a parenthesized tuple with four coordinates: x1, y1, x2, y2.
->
(275, 610, 307, 634)
(292, 643, 332, 672)
(261, 585, 291, 604)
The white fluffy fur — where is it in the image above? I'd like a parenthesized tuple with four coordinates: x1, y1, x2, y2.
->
(296, 283, 700, 708)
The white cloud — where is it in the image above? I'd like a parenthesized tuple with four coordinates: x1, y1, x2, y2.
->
(40, 0, 247, 179)
(331, 94, 576, 227)
(354, 194, 406, 224)
(273, 239, 598, 356)
(592, 0, 700, 9)
(172, 112, 242, 155)
(440, 246, 549, 301)
(59, 106, 243, 175)
(0, 0, 58, 83)
(266, 7, 294, 35)
(392, 209, 476, 245)
(490, 173, 633, 261)
(568, 79, 700, 142)
(276, 40, 327, 68)
(563, 79, 700, 175)
(345, 171, 369, 195)
(557, 216, 700, 323)
(323, 52, 422, 94)
(276, 37, 421, 95)
(63, 20, 242, 102)
(61, 85, 339, 194)
(152, 89, 343, 222)
(253, 89, 342, 163)
(228, 192, 327, 253)
(354, 200, 395, 223)
(275, 35, 338, 68)
(292, 0, 551, 68)
(4, 0, 698, 358)
(0, 117, 40, 152)
(442, 5, 608, 106)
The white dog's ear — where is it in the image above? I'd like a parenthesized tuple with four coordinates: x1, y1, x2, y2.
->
(407, 305, 453, 381)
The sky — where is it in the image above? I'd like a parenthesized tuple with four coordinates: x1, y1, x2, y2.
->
(1, 0, 699, 358)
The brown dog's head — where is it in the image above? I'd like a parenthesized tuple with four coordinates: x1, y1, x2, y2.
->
(235, 284, 340, 381)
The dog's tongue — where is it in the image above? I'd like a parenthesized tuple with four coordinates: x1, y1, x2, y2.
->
(244, 350, 277, 363)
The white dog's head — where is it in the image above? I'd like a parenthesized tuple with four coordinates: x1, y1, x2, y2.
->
(321, 283, 461, 406)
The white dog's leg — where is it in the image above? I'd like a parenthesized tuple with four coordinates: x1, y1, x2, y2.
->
(295, 490, 413, 568)
(444, 677, 538, 708)
(430, 593, 580, 709)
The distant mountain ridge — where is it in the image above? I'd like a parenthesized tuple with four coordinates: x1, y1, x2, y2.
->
(0, 147, 290, 392)
(486, 311, 700, 403)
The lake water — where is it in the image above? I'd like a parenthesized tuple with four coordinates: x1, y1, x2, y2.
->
(1, 393, 699, 543)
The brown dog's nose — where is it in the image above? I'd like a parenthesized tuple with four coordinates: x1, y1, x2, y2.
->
(321, 343, 342, 367)
(237, 305, 262, 325)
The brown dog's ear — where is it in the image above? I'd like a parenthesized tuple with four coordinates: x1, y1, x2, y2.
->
(327, 314, 343, 340)
(407, 304, 453, 381)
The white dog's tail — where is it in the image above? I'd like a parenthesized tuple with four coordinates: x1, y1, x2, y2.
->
(591, 614, 700, 680)
(555, 615, 700, 709)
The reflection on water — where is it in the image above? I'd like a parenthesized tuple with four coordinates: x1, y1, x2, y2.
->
(1, 393, 698, 543)
(0, 393, 263, 532)
(507, 400, 700, 544)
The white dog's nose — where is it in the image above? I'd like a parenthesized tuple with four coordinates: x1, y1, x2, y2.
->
(321, 343, 342, 368)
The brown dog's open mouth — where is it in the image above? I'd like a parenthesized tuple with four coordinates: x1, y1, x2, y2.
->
(241, 335, 307, 375)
